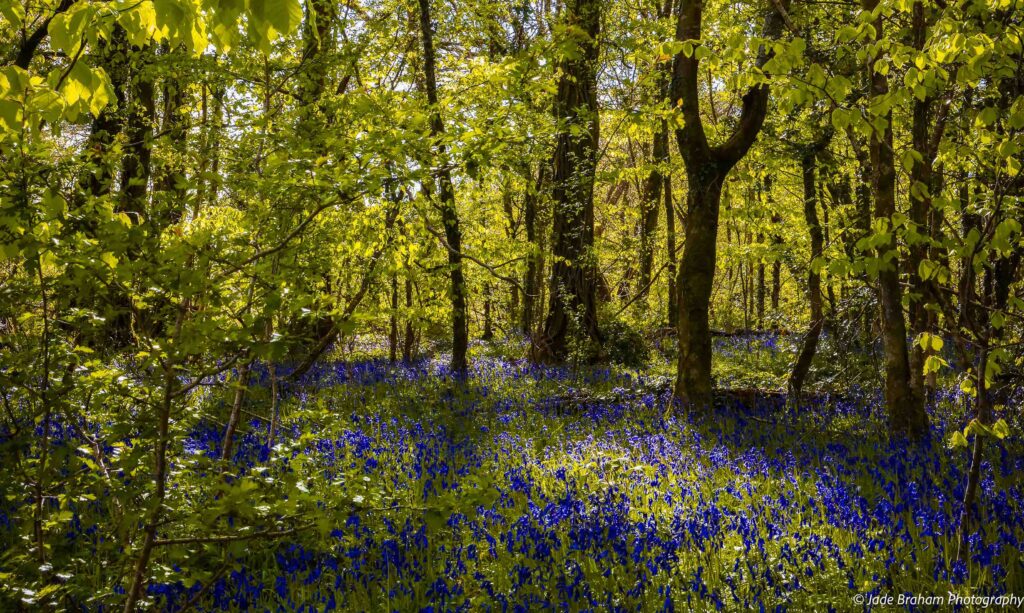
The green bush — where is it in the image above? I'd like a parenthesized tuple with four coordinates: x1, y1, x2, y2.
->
(601, 317, 650, 368)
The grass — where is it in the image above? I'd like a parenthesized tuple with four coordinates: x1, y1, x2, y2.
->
(2, 343, 1021, 611)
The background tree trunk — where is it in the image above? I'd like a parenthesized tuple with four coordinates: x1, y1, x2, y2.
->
(638, 122, 669, 300)
(536, 0, 603, 362)
(863, 0, 928, 438)
(665, 174, 678, 326)
(419, 0, 469, 374)
(789, 150, 825, 400)
(522, 165, 544, 334)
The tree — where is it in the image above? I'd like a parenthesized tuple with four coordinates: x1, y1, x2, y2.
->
(417, 0, 469, 374)
(669, 0, 789, 405)
(861, 0, 928, 438)
(787, 134, 830, 400)
(534, 0, 603, 362)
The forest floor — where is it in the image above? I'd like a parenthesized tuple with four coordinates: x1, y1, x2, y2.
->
(13, 336, 1024, 611)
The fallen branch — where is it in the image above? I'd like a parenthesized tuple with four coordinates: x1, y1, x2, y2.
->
(153, 522, 314, 547)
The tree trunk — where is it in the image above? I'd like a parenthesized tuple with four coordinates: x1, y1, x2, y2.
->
(521, 165, 543, 334)
(220, 361, 252, 463)
(403, 277, 415, 362)
(298, 0, 335, 119)
(907, 0, 945, 405)
(267, 361, 280, 447)
(80, 28, 129, 203)
(482, 282, 494, 340)
(864, 0, 928, 438)
(418, 0, 469, 374)
(665, 174, 679, 326)
(675, 167, 725, 404)
(766, 175, 782, 314)
(788, 151, 824, 400)
(389, 274, 399, 362)
(638, 121, 669, 299)
(756, 233, 765, 329)
(535, 0, 603, 362)
(123, 312, 183, 612)
(957, 346, 989, 561)
(849, 138, 874, 346)
(105, 43, 155, 347)
(120, 48, 155, 219)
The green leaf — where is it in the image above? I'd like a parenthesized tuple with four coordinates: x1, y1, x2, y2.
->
(48, 5, 94, 56)
(948, 431, 968, 449)
(88, 67, 112, 116)
(923, 355, 947, 375)
(992, 419, 1010, 440)
(248, 0, 301, 39)
(917, 333, 943, 352)
(991, 311, 1005, 329)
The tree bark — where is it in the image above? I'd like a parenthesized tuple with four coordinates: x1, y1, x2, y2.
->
(535, 0, 603, 362)
(298, 0, 336, 118)
(220, 361, 252, 463)
(788, 150, 825, 400)
(665, 174, 679, 326)
(79, 28, 129, 203)
(403, 277, 415, 362)
(389, 274, 399, 362)
(638, 121, 669, 299)
(123, 307, 184, 612)
(756, 232, 765, 329)
(957, 346, 989, 561)
(482, 282, 494, 340)
(418, 0, 469, 374)
(521, 165, 544, 334)
(907, 0, 946, 405)
(120, 48, 155, 219)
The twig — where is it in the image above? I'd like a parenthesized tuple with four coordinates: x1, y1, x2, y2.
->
(153, 522, 314, 547)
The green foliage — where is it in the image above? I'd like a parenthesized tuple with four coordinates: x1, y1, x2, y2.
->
(599, 316, 650, 368)
(1, 0, 1023, 607)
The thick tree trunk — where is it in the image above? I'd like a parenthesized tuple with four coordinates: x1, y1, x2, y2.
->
(675, 166, 725, 404)
(299, 0, 335, 119)
(907, 89, 932, 405)
(788, 151, 824, 400)
(105, 44, 155, 347)
(864, 0, 927, 438)
(120, 49, 155, 219)
(536, 0, 603, 363)
(907, 0, 946, 405)
(419, 0, 469, 374)
(80, 28, 129, 203)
